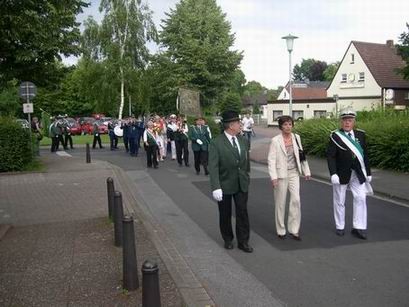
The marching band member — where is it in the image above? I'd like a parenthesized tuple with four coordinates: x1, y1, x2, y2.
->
(153, 115, 166, 161)
(327, 108, 372, 240)
(143, 121, 159, 168)
(175, 115, 189, 167)
(189, 116, 211, 175)
(167, 114, 178, 160)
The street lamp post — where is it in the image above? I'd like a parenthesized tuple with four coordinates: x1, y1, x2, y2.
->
(282, 34, 298, 117)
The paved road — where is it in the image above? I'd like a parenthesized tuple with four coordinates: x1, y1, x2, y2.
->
(60, 144, 409, 307)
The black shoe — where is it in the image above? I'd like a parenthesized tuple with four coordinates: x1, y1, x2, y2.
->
(238, 243, 253, 253)
(153, 165, 158, 169)
(185, 163, 190, 167)
(336, 229, 345, 236)
(204, 170, 209, 176)
(351, 228, 367, 240)
(277, 234, 286, 240)
(224, 241, 234, 250)
(290, 234, 302, 241)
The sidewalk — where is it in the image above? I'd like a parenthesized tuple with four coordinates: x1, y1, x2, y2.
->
(0, 154, 184, 306)
(250, 126, 409, 204)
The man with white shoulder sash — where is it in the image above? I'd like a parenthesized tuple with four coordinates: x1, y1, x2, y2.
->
(327, 108, 372, 240)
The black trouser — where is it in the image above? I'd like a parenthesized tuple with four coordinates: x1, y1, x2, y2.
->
(123, 135, 129, 152)
(92, 135, 102, 148)
(109, 131, 118, 149)
(244, 131, 252, 149)
(64, 134, 73, 149)
(176, 139, 189, 165)
(52, 135, 65, 152)
(217, 191, 250, 244)
(193, 149, 208, 173)
(146, 144, 158, 167)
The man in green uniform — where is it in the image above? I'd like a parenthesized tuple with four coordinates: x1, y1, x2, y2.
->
(189, 116, 211, 175)
(208, 110, 253, 253)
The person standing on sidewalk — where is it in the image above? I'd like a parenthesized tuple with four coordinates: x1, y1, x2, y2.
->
(209, 110, 253, 253)
(267, 116, 311, 241)
(241, 112, 254, 150)
(175, 116, 190, 167)
(189, 116, 211, 175)
(327, 108, 372, 240)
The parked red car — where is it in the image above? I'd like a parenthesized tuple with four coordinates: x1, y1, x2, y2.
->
(94, 119, 109, 134)
(78, 117, 95, 135)
(66, 118, 82, 135)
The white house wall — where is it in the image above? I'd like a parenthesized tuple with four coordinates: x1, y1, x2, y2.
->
(337, 98, 382, 112)
(327, 43, 381, 99)
(277, 88, 289, 100)
(267, 102, 336, 125)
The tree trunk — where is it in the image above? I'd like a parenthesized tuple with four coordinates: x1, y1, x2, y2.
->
(119, 68, 124, 120)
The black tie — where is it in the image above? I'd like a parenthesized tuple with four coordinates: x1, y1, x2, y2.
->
(348, 132, 352, 139)
(232, 136, 240, 156)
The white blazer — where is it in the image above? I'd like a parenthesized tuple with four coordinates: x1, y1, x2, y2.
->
(267, 133, 311, 180)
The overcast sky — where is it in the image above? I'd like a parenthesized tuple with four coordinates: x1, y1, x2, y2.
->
(72, 0, 409, 89)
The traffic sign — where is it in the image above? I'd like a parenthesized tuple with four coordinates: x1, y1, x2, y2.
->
(19, 81, 37, 102)
(23, 103, 33, 114)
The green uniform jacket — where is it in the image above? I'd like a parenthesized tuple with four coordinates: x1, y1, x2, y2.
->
(189, 125, 211, 151)
(208, 133, 250, 194)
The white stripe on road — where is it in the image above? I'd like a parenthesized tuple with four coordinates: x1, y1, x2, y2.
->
(56, 151, 72, 157)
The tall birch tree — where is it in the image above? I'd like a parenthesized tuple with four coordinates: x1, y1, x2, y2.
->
(99, 0, 157, 119)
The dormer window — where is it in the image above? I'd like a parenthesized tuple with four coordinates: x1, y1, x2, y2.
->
(341, 74, 347, 83)
(351, 53, 355, 64)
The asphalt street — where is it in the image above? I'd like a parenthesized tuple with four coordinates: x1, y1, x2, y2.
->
(56, 140, 409, 307)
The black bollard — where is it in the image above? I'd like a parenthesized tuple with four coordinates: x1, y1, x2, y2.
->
(86, 142, 91, 163)
(122, 216, 139, 291)
(142, 260, 161, 307)
(106, 177, 115, 221)
(113, 191, 124, 247)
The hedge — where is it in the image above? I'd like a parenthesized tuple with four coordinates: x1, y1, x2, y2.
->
(293, 110, 409, 172)
(0, 117, 33, 172)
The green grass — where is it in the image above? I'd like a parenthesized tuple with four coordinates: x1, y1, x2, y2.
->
(40, 134, 111, 146)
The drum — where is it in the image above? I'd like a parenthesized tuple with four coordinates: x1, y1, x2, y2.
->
(114, 125, 123, 137)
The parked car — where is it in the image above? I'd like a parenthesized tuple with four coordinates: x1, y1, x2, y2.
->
(66, 118, 82, 135)
(78, 117, 95, 135)
(94, 119, 109, 134)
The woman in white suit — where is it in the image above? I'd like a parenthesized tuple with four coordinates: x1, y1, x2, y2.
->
(267, 116, 311, 241)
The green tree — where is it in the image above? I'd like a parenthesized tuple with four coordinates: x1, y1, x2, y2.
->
(97, 0, 157, 119)
(219, 91, 242, 114)
(323, 62, 340, 81)
(293, 58, 328, 81)
(398, 23, 409, 80)
(0, 0, 88, 86)
(0, 80, 20, 116)
(242, 81, 266, 97)
(160, 0, 243, 110)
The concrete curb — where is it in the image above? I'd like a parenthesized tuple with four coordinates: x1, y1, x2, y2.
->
(107, 163, 215, 307)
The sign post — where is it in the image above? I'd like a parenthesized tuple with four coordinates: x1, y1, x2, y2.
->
(19, 82, 37, 154)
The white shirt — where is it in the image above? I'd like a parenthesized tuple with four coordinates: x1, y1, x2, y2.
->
(241, 117, 254, 132)
(345, 129, 355, 140)
(224, 131, 241, 156)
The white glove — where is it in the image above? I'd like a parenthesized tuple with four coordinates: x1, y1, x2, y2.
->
(331, 174, 340, 185)
(212, 189, 223, 202)
(196, 139, 203, 145)
(367, 176, 372, 183)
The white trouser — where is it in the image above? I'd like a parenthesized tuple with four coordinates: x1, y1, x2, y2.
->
(274, 169, 301, 235)
(171, 140, 176, 159)
(333, 170, 367, 230)
(156, 136, 165, 158)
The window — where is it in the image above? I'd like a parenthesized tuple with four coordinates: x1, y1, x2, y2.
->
(405, 92, 409, 100)
(273, 110, 283, 121)
(341, 74, 347, 83)
(359, 72, 365, 82)
(292, 110, 304, 121)
(314, 110, 327, 118)
(351, 53, 355, 64)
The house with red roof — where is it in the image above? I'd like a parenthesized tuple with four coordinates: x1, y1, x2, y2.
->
(267, 40, 409, 125)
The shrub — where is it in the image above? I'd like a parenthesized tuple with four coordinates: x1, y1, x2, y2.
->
(0, 117, 33, 172)
(294, 110, 409, 172)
